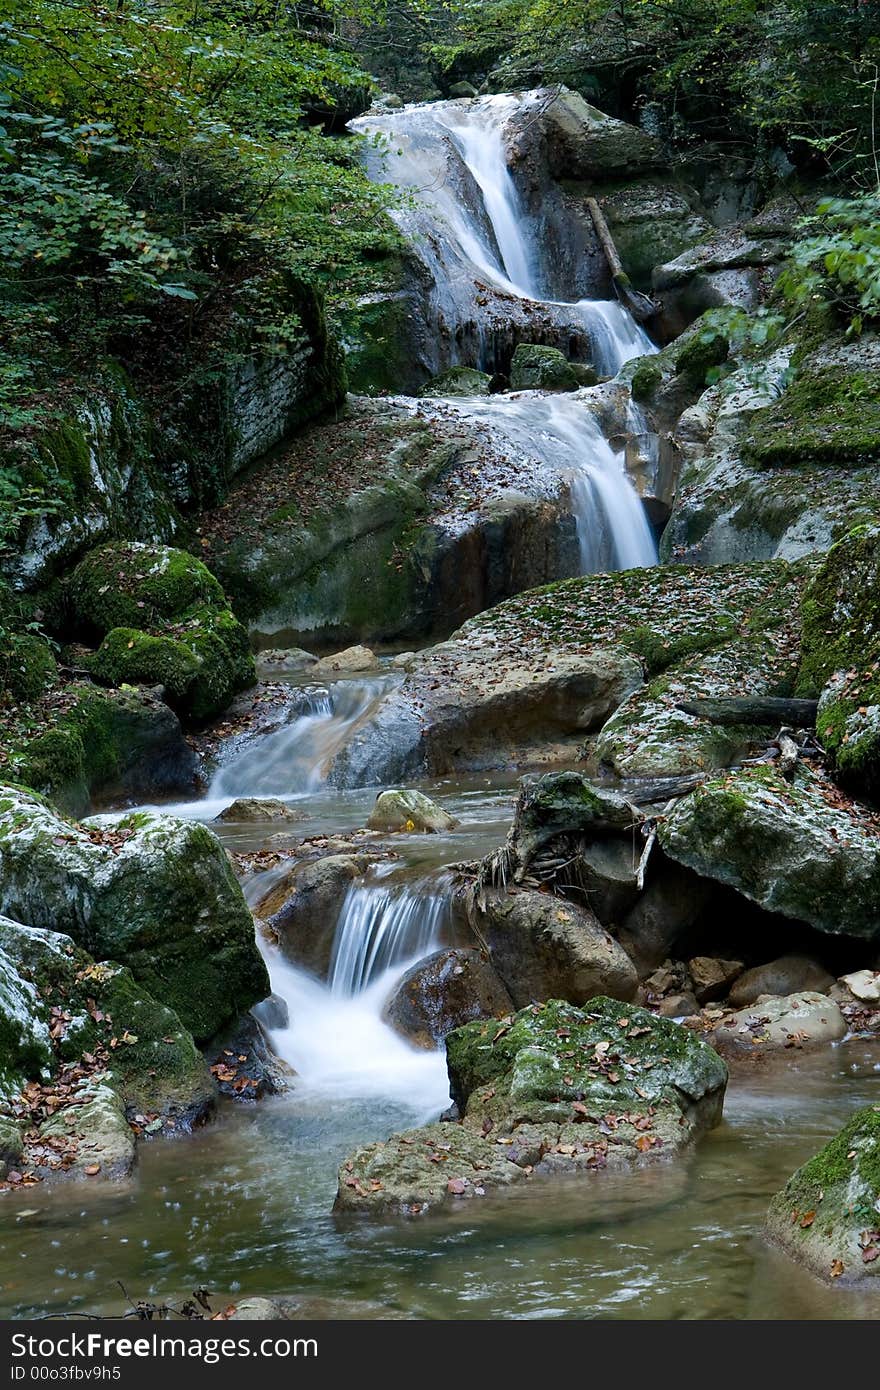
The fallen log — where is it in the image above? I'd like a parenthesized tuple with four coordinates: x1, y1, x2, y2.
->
(675, 696, 819, 727)
(585, 196, 657, 323)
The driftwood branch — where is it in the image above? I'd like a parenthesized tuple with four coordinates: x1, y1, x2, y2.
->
(676, 696, 819, 727)
(585, 196, 657, 323)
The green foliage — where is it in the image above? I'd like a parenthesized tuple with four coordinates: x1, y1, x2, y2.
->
(780, 194, 880, 332)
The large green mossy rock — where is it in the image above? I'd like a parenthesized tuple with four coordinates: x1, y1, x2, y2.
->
(0, 917, 215, 1128)
(510, 344, 579, 392)
(11, 684, 197, 818)
(67, 542, 254, 722)
(0, 787, 269, 1042)
(797, 525, 880, 799)
(767, 1105, 880, 1285)
(334, 998, 727, 1218)
(659, 765, 880, 940)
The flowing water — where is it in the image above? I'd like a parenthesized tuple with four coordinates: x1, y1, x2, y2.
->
(2, 93, 875, 1322)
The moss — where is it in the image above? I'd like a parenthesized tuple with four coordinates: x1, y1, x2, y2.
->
(630, 357, 662, 403)
(777, 1105, 880, 1229)
(742, 367, 880, 468)
(510, 344, 579, 391)
(89, 629, 200, 702)
(674, 328, 729, 385)
(0, 634, 58, 703)
(68, 542, 225, 638)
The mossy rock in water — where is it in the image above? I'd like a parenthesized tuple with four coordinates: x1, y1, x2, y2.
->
(0, 788, 269, 1042)
(510, 344, 579, 392)
(659, 764, 880, 940)
(67, 542, 254, 722)
(0, 917, 215, 1129)
(67, 542, 225, 637)
(334, 997, 727, 1218)
(419, 367, 492, 398)
(767, 1105, 880, 1284)
(742, 364, 880, 469)
(797, 523, 880, 799)
(12, 684, 197, 817)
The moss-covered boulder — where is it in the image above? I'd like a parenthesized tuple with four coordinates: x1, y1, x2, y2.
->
(367, 789, 458, 833)
(767, 1105, 880, 1284)
(510, 344, 579, 391)
(334, 997, 727, 1217)
(9, 684, 198, 817)
(0, 941, 52, 1103)
(659, 765, 880, 941)
(420, 367, 492, 397)
(0, 788, 269, 1042)
(0, 634, 58, 704)
(797, 524, 880, 799)
(67, 542, 254, 722)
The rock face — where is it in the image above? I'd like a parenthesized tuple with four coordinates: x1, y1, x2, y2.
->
(712, 992, 847, 1056)
(659, 765, 880, 942)
(0, 787, 269, 1042)
(335, 997, 728, 1217)
(383, 948, 513, 1048)
(471, 889, 638, 1008)
(367, 789, 458, 834)
(260, 854, 369, 978)
(69, 542, 255, 723)
(767, 1105, 880, 1284)
(510, 344, 579, 391)
(796, 524, 880, 800)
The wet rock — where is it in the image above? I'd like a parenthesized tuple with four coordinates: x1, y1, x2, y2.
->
(839, 970, 880, 1005)
(767, 1105, 880, 1285)
(254, 648, 317, 677)
(727, 954, 834, 1008)
(216, 798, 305, 824)
(541, 91, 664, 180)
(473, 889, 638, 1008)
(367, 789, 458, 834)
(688, 956, 744, 1003)
(448, 81, 478, 99)
(0, 786, 269, 1043)
(335, 997, 727, 1217)
(262, 854, 370, 978)
(617, 863, 716, 975)
(314, 645, 377, 674)
(251, 993, 290, 1031)
(659, 765, 880, 942)
(383, 947, 513, 1048)
(510, 344, 579, 392)
(205, 1014, 291, 1100)
(0, 940, 53, 1103)
(712, 992, 847, 1056)
(40, 1082, 136, 1182)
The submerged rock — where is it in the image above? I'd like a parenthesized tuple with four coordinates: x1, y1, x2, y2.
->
(767, 1105, 880, 1284)
(712, 992, 847, 1056)
(659, 765, 880, 942)
(0, 787, 269, 1042)
(383, 948, 513, 1048)
(471, 889, 638, 1008)
(335, 997, 727, 1217)
(367, 789, 458, 833)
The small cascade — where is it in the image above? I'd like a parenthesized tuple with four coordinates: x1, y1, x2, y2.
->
(328, 879, 450, 996)
(209, 674, 400, 801)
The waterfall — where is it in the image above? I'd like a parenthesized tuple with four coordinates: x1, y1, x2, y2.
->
(328, 880, 450, 996)
(351, 93, 654, 377)
(435, 393, 657, 571)
(209, 675, 401, 800)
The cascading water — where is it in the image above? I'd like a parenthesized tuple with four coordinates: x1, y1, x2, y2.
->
(258, 876, 452, 1111)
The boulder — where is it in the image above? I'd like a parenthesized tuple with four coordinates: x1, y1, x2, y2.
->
(261, 855, 370, 978)
(215, 798, 305, 824)
(383, 948, 513, 1048)
(0, 941, 53, 1103)
(510, 344, 579, 392)
(688, 956, 744, 1003)
(727, 954, 834, 1008)
(712, 992, 847, 1056)
(39, 1082, 136, 1182)
(420, 367, 492, 397)
(0, 787, 269, 1042)
(588, 182, 712, 291)
(839, 970, 880, 1005)
(797, 524, 880, 800)
(0, 1115, 23, 1170)
(367, 789, 458, 834)
(254, 648, 317, 677)
(577, 838, 641, 924)
(658, 991, 700, 1018)
(335, 997, 728, 1217)
(205, 1014, 291, 1100)
(11, 684, 198, 819)
(70, 542, 255, 723)
(659, 765, 880, 942)
(313, 645, 376, 674)
(767, 1105, 880, 1284)
(542, 91, 664, 180)
(617, 863, 716, 975)
(472, 889, 638, 1008)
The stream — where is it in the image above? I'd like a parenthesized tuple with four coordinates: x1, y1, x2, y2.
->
(1, 91, 878, 1322)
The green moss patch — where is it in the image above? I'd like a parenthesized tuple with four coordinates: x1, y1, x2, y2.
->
(742, 367, 880, 468)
